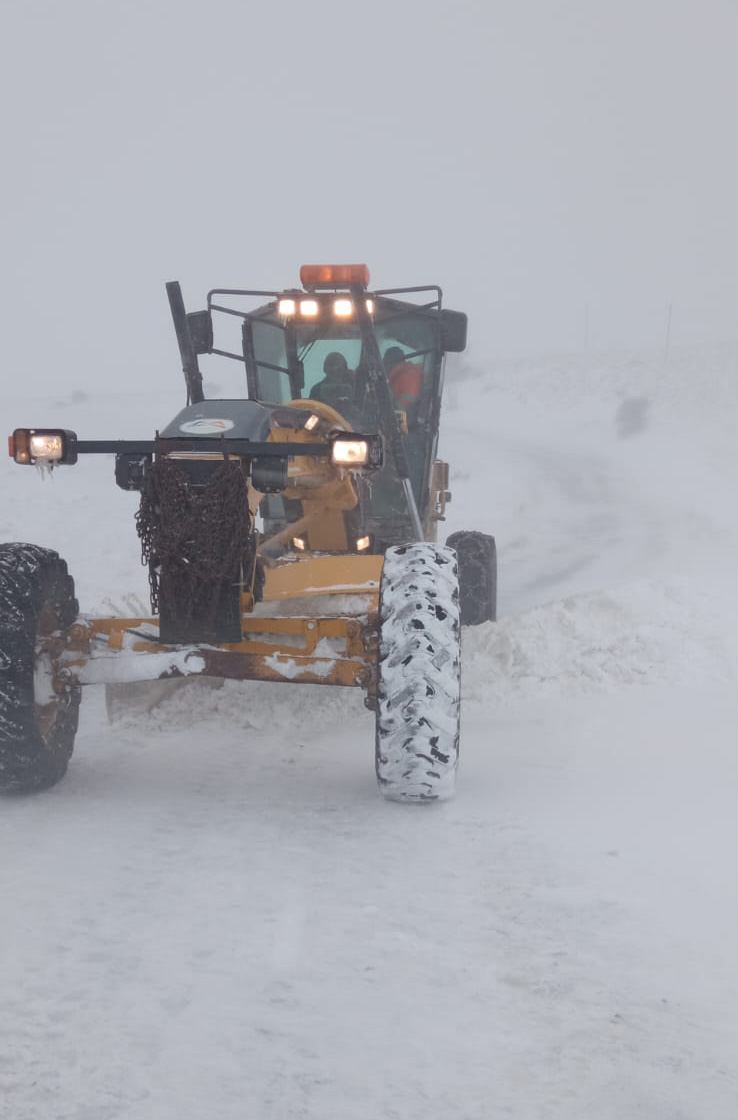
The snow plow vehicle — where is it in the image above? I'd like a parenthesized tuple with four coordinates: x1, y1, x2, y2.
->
(1, 264, 496, 801)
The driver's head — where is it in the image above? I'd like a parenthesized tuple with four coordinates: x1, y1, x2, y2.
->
(323, 351, 349, 380)
(383, 346, 404, 373)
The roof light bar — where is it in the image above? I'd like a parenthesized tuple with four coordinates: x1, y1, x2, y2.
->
(277, 295, 374, 319)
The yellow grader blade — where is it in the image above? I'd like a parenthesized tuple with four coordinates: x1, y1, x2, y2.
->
(52, 554, 383, 699)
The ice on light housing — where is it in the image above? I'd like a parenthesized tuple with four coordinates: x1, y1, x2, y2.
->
(331, 439, 370, 466)
(10, 427, 77, 466)
(278, 298, 296, 316)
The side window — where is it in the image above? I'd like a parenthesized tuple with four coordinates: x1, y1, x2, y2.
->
(252, 321, 290, 404)
(376, 334, 433, 420)
(375, 316, 438, 401)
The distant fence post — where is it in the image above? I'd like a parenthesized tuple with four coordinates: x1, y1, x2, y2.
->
(663, 302, 673, 362)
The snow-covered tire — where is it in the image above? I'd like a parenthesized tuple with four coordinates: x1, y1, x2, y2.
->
(375, 543, 461, 802)
(446, 530, 497, 626)
(0, 544, 80, 794)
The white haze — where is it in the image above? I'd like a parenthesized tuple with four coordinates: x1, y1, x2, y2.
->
(2, 0, 737, 396)
(2, 342, 738, 1118)
(3, 4, 738, 1115)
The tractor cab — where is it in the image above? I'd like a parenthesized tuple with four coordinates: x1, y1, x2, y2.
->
(175, 264, 467, 547)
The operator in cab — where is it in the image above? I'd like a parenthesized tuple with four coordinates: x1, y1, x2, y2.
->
(382, 346, 423, 424)
(309, 351, 361, 426)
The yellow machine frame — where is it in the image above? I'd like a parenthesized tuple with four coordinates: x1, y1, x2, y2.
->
(48, 553, 384, 701)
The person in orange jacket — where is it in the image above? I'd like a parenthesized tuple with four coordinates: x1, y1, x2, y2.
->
(382, 346, 423, 419)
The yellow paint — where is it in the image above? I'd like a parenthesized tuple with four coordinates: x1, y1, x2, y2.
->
(262, 553, 383, 601)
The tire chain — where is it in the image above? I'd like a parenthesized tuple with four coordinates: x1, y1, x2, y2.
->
(136, 458, 251, 624)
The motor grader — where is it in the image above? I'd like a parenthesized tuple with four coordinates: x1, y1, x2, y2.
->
(1, 264, 496, 801)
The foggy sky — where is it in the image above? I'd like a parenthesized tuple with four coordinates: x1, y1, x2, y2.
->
(2, 0, 737, 393)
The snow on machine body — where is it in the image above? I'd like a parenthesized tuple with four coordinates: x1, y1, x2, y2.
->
(2, 264, 496, 800)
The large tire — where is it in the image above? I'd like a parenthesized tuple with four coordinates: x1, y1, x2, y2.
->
(375, 543, 461, 802)
(0, 544, 80, 793)
(446, 530, 497, 626)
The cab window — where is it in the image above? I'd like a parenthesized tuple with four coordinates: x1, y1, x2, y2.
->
(299, 337, 362, 398)
(252, 320, 290, 404)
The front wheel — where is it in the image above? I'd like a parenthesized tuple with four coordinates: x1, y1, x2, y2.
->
(375, 543, 461, 802)
(0, 544, 80, 793)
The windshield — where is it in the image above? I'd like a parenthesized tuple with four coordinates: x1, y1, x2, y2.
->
(299, 334, 363, 397)
(252, 312, 440, 413)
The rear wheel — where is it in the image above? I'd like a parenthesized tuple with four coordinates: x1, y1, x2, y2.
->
(375, 543, 461, 802)
(446, 530, 497, 626)
(0, 544, 80, 793)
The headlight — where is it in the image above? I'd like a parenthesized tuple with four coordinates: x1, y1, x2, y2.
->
(9, 428, 78, 465)
(330, 432, 383, 470)
(331, 298, 373, 318)
(32, 433, 64, 459)
(300, 299, 319, 317)
(332, 438, 369, 465)
(334, 299, 353, 318)
(278, 298, 296, 317)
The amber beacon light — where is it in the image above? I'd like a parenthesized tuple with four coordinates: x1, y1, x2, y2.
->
(300, 264, 371, 289)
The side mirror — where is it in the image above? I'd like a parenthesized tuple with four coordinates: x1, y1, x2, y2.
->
(440, 308, 468, 353)
(186, 310, 213, 354)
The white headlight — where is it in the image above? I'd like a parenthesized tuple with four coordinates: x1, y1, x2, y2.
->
(278, 298, 296, 316)
(334, 299, 353, 318)
(11, 427, 77, 466)
(365, 299, 374, 315)
(332, 439, 369, 466)
(300, 299, 319, 317)
(29, 433, 64, 461)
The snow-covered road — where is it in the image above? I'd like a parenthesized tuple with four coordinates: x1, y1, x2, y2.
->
(2, 345, 737, 1118)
